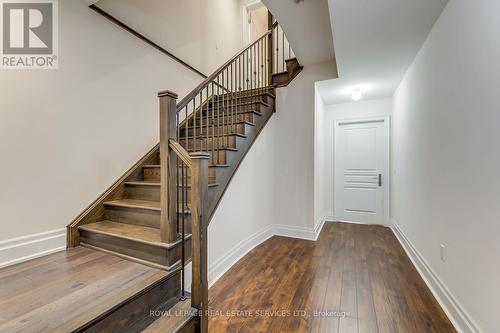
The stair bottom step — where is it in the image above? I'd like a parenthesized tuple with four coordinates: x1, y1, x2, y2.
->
(79, 221, 192, 271)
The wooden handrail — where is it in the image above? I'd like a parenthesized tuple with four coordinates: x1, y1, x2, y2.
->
(169, 139, 192, 169)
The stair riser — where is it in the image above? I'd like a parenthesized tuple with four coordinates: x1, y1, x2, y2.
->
(158, 150, 229, 164)
(286, 58, 301, 73)
(104, 206, 160, 228)
(143, 167, 160, 182)
(125, 185, 160, 202)
(179, 135, 245, 151)
(213, 92, 274, 105)
(103, 206, 192, 233)
(143, 166, 218, 183)
(82, 271, 181, 333)
(79, 229, 191, 268)
(207, 98, 270, 111)
(179, 123, 248, 137)
(188, 112, 256, 126)
(208, 150, 228, 165)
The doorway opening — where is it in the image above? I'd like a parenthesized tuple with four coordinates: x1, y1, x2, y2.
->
(243, 1, 269, 44)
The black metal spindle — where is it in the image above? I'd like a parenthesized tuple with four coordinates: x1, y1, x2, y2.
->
(193, 99, 196, 152)
(230, 63, 234, 136)
(252, 44, 255, 105)
(275, 26, 278, 73)
(236, 56, 240, 123)
(204, 87, 208, 151)
(216, 76, 221, 164)
(185, 107, 188, 153)
(222, 70, 226, 148)
(211, 82, 215, 165)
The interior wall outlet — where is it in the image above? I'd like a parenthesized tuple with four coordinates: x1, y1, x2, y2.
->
(440, 244, 446, 262)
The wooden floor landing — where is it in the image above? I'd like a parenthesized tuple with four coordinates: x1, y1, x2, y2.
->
(208, 222, 456, 333)
(0, 246, 169, 333)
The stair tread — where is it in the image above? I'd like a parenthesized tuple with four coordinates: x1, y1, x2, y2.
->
(104, 199, 160, 211)
(79, 221, 192, 249)
(79, 221, 164, 245)
(142, 299, 196, 333)
(124, 181, 160, 186)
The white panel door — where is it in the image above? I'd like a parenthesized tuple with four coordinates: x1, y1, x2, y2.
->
(334, 118, 389, 225)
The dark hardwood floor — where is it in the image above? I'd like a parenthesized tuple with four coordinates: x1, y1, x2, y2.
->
(208, 222, 456, 333)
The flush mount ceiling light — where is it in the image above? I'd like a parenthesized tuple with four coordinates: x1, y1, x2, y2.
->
(294, 0, 305, 3)
(351, 89, 362, 101)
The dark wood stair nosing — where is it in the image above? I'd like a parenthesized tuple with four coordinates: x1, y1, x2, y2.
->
(103, 200, 160, 212)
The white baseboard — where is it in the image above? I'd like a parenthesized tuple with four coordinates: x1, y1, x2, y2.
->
(0, 229, 66, 269)
(206, 216, 334, 287)
(208, 225, 274, 287)
(391, 219, 481, 333)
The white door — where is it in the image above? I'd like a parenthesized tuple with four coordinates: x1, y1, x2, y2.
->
(334, 118, 389, 225)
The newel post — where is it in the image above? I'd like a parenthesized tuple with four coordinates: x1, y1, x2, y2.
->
(189, 152, 209, 333)
(158, 90, 178, 243)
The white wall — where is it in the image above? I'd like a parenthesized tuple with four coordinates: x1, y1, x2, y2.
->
(274, 61, 337, 229)
(392, 0, 500, 331)
(0, 0, 202, 241)
(208, 117, 276, 283)
(314, 97, 392, 223)
(97, 0, 245, 74)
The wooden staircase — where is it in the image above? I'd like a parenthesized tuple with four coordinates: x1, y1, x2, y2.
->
(66, 19, 300, 333)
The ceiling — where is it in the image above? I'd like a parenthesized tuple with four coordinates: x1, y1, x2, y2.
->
(317, 0, 448, 105)
(261, 0, 337, 68)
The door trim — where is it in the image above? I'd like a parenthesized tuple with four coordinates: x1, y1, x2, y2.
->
(333, 116, 391, 226)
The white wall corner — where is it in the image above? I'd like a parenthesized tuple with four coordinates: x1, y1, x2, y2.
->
(273, 223, 317, 241)
(323, 213, 336, 222)
(0, 229, 66, 269)
(390, 219, 482, 333)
